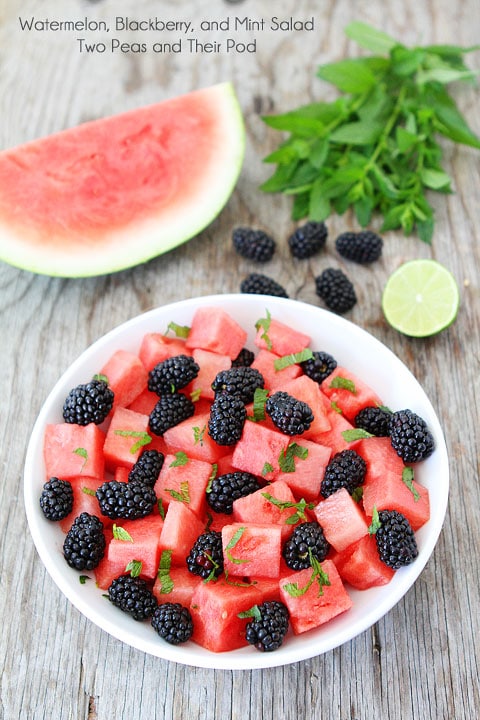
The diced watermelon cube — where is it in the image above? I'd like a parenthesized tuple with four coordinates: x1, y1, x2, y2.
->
(281, 375, 331, 437)
(158, 500, 206, 565)
(185, 307, 247, 360)
(127, 388, 159, 415)
(250, 348, 302, 391)
(315, 394, 355, 453)
(58, 476, 107, 533)
(106, 515, 164, 581)
(314, 488, 369, 552)
(231, 420, 289, 482)
(153, 565, 201, 607)
(276, 438, 332, 502)
(186, 348, 231, 400)
(222, 522, 282, 578)
(103, 407, 151, 471)
(279, 559, 353, 634)
(332, 535, 395, 590)
(163, 411, 226, 464)
(138, 333, 187, 372)
(154, 453, 213, 517)
(255, 317, 311, 356)
(99, 349, 148, 410)
(44, 422, 105, 481)
(321, 367, 383, 421)
(232, 479, 300, 539)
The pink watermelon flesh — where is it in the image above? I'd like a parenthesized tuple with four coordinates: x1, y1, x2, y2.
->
(254, 318, 311, 356)
(314, 488, 369, 552)
(275, 438, 332, 502)
(221, 523, 282, 578)
(332, 535, 395, 590)
(231, 420, 289, 482)
(321, 367, 383, 421)
(153, 566, 201, 607)
(138, 333, 187, 372)
(103, 407, 151, 471)
(250, 348, 302, 390)
(185, 307, 247, 360)
(44, 422, 105, 481)
(154, 453, 213, 517)
(158, 500, 206, 565)
(232, 480, 300, 539)
(100, 349, 148, 410)
(106, 515, 164, 581)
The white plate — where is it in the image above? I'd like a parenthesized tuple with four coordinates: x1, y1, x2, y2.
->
(24, 294, 449, 670)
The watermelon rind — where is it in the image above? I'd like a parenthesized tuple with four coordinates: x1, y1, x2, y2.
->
(0, 82, 245, 277)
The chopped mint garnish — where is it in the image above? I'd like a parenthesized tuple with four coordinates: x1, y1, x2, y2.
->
(190, 388, 202, 402)
(73, 447, 88, 471)
(81, 486, 96, 496)
(283, 551, 331, 597)
(342, 428, 374, 441)
(93, 373, 109, 384)
(329, 376, 357, 394)
(157, 550, 174, 593)
(238, 604, 262, 621)
(274, 348, 314, 370)
(225, 526, 250, 565)
(248, 387, 269, 422)
(165, 481, 190, 504)
(113, 524, 133, 542)
(331, 400, 342, 414)
(114, 429, 152, 454)
(157, 498, 166, 520)
(262, 493, 314, 524)
(193, 425, 206, 446)
(166, 321, 190, 338)
(402, 467, 420, 501)
(206, 464, 218, 493)
(255, 310, 272, 350)
(169, 451, 189, 467)
(79, 575, 90, 584)
(278, 442, 309, 473)
(352, 486, 364, 503)
(261, 462, 274, 476)
(368, 505, 382, 535)
(125, 559, 142, 578)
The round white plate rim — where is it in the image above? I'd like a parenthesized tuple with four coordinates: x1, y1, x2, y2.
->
(24, 293, 449, 670)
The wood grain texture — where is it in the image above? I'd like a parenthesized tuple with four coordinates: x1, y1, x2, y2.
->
(1, 0, 479, 718)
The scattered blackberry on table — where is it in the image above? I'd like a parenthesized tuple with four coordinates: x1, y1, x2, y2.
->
(232, 227, 276, 262)
(151, 602, 194, 644)
(186, 530, 224, 580)
(62, 378, 114, 425)
(108, 575, 158, 621)
(265, 391, 314, 436)
(206, 471, 261, 514)
(245, 601, 290, 652)
(389, 409, 435, 463)
(315, 268, 357, 314)
(211, 366, 265, 404)
(288, 221, 328, 259)
(240, 273, 289, 298)
(300, 350, 337, 384)
(149, 393, 195, 436)
(321, 449, 367, 498)
(374, 510, 418, 569)
(355, 406, 392, 437)
(335, 230, 383, 264)
(231, 347, 255, 368)
(39, 477, 73, 521)
(208, 394, 246, 445)
(63, 512, 106, 571)
(128, 449, 164, 487)
(282, 521, 330, 570)
(96, 480, 156, 520)
(148, 354, 199, 395)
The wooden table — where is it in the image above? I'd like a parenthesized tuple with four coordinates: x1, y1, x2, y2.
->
(1, 0, 479, 718)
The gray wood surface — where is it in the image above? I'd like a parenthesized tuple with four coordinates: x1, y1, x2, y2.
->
(1, 0, 479, 718)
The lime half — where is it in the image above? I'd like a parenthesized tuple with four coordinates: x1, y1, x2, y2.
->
(382, 259, 460, 337)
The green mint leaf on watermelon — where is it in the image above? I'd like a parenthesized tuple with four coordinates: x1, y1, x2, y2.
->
(238, 604, 262, 621)
(206, 464, 218, 493)
(73, 447, 88, 471)
(125, 560, 142, 578)
(193, 425, 206, 446)
(351, 486, 364, 503)
(166, 321, 190, 338)
(226, 577, 258, 588)
(93, 373, 109, 385)
(225, 526, 250, 565)
(283, 552, 331, 597)
(331, 400, 342, 414)
(342, 428, 374, 442)
(81, 486, 96, 496)
(402, 467, 420, 501)
(190, 388, 202, 402)
(261, 462, 274, 477)
(114, 430, 152, 454)
(165, 481, 190, 504)
(157, 498, 166, 519)
(329, 376, 357, 394)
(274, 348, 314, 370)
(278, 442, 309, 473)
(255, 310, 272, 350)
(262, 493, 314, 523)
(79, 575, 90, 584)
(113, 524, 134, 542)
(169, 451, 189, 467)
(157, 550, 174, 593)
(368, 505, 382, 535)
(247, 387, 269, 422)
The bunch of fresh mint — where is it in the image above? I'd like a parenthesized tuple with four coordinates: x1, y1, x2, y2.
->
(261, 22, 480, 242)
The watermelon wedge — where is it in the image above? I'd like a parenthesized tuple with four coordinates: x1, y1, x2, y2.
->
(0, 83, 245, 277)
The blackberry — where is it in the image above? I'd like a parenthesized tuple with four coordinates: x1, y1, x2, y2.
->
(231, 347, 255, 368)
(282, 521, 330, 570)
(108, 575, 158, 621)
(206, 471, 261, 514)
(148, 354, 199, 395)
(39, 477, 73, 521)
(232, 226, 276, 262)
(240, 273, 289, 298)
(149, 393, 195, 436)
(355, 406, 392, 437)
(63, 512, 106, 571)
(245, 601, 289, 652)
(321, 449, 367, 498)
(186, 530, 224, 580)
(62, 378, 114, 425)
(335, 230, 383, 264)
(389, 409, 435, 463)
(315, 268, 357, 314)
(300, 350, 337, 384)
(151, 602, 194, 644)
(288, 221, 328, 259)
(211, 366, 265, 404)
(375, 510, 418, 569)
(128, 449, 164, 487)
(208, 394, 246, 446)
(96, 480, 156, 520)
(265, 391, 314, 436)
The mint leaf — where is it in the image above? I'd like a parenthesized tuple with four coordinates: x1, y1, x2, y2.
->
(342, 429, 374, 442)
(255, 310, 272, 350)
(274, 349, 314, 370)
(329, 376, 357, 393)
(114, 430, 152, 454)
(169, 451, 188, 467)
(278, 442, 309, 473)
(225, 527, 250, 565)
(166, 321, 190, 338)
(113, 524, 133, 542)
(125, 560, 142, 578)
(402, 467, 420, 501)
(157, 550, 174, 593)
(165, 481, 190, 504)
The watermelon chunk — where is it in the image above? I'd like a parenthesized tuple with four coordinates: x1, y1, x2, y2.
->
(185, 307, 247, 360)
(314, 488, 369, 552)
(103, 407, 151, 471)
(58, 476, 104, 533)
(321, 367, 383, 421)
(158, 500, 206, 565)
(186, 348, 231, 401)
(163, 411, 226, 464)
(332, 535, 395, 590)
(154, 453, 213, 517)
(250, 348, 302, 390)
(43, 422, 105, 481)
(275, 438, 332, 502)
(138, 333, 187, 372)
(222, 523, 282, 578)
(231, 420, 289, 481)
(100, 349, 148, 410)
(281, 374, 331, 438)
(153, 565, 201, 607)
(254, 317, 311, 356)
(232, 480, 301, 539)
(106, 515, 164, 581)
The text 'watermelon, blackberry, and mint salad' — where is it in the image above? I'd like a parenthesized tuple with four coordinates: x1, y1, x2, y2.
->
(39, 307, 435, 653)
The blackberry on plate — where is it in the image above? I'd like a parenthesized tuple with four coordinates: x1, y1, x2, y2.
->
(208, 394, 246, 446)
(355, 406, 392, 437)
(128, 449, 164, 487)
(63, 512, 106, 571)
(186, 530, 224, 579)
(148, 354, 199, 395)
(300, 350, 337, 384)
(149, 393, 195, 436)
(96, 480, 156, 520)
(39, 477, 73, 521)
(151, 602, 194, 644)
(321, 449, 367, 498)
(282, 521, 330, 570)
(245, 601, 290, 652)
(62, 378, 114, 425)
(375, 510, 418, 569)
(240, 273, 289, 298)
(288, 221, 328, 259)
(335, 230, 383, 264)
(231, 347, 255, 368)
(108, 575, 158, 620)
(211, 366, 265, 404)
(265, 391, 314, 436)
(232, 227, 276, 262)
(207, 471, 261, 514)
(315, 268, 357, 314)
(389, 409, 435, 463)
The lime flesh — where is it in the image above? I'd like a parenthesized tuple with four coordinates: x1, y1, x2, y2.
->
(382, 259, 460, 337)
